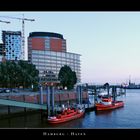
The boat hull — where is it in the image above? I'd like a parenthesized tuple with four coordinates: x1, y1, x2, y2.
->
(95, 101, 124, 111)
(47, 111, 84, 124)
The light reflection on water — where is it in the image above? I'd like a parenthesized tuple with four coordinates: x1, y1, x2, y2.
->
(0, 89, 140, 128)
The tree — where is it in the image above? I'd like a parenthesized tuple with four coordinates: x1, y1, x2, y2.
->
(18, 60, 39, 90)
(58, 65, 77, 90)
(72, 71, 77, 85)
(104, 83, 109, 89)
(0, 60, 39, 90)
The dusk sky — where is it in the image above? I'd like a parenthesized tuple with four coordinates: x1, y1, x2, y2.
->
(0, 12, 140, 84)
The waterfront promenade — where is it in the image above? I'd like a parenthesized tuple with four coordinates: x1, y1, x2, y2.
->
(0, 89, 89, 117)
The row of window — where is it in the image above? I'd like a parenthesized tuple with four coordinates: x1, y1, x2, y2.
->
(32, 50, 80, 59)
(33, 60, 80, 65)
(6, 47, 21, 50)
(32, 55, 80, 62)
(6, 56, 20, 59)
(32, 60, 80, 66)
(34, 62, 80, 69)
(35, 62, 80, 69)
(32, 60, 80, 67)
(32, 56, 80, 62)
(5, 35, 21, 39)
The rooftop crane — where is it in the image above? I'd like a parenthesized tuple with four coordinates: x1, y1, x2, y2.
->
(0, 15, 35, 60)
(0, 20, 10, 24)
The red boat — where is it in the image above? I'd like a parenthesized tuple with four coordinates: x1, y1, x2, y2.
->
(95, 96, 124, 111)
(47, 107, 85, 124)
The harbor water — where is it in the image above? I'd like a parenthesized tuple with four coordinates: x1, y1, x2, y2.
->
(0, 89, 140, 128)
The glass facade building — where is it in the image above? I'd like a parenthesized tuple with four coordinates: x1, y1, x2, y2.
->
(28, 32, 81, 82)
(2, 31, 22, 60)
(31, 50, 81, 82)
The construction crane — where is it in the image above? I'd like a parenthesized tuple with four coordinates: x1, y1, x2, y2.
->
(0, 15, 35, 60)
(0, 20, 10, 24)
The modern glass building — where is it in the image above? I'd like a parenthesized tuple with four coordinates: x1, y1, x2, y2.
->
(28, 32, 81, 82)
(2, 31, 22, 60)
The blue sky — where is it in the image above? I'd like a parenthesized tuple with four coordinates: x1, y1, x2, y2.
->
(0, 12, 140, 84)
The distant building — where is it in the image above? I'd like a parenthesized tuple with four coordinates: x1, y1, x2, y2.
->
(0, 43, 5, 62)
(0, 43, 5, 55)
(28, 32, 81, 83)
(2, 31, 22, 60)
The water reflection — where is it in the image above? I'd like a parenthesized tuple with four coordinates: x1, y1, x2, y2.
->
(95, 110, 113, 116)
(0, 114, 42, 128)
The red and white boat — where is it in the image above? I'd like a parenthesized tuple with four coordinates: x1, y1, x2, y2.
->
(47, 107, 85, 124)
(95, 96, 124, 111)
